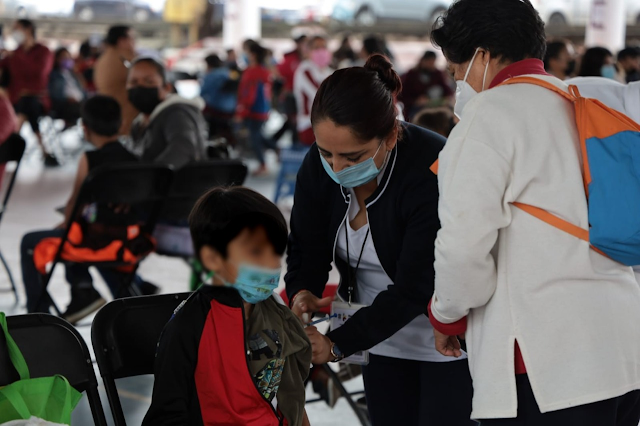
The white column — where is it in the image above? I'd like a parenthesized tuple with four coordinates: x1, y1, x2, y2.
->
(585, 0, 626, 52)
(222, 0, 262, 50)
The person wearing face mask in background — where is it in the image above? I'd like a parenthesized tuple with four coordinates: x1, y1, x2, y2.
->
(286, 54, 474, 426)
(0, 19, 57, 166)
(293, 36, 333, 146)
(578, 46, 619, 80)
(128, 57, 207, 169)
(429, 0, 640, 424)
(543, 40, 576, 80)
(399, 50, 455, 121)
(49, 47, 85, 129)
(94, 26, 138, 136)
(143, 187, 312, 426)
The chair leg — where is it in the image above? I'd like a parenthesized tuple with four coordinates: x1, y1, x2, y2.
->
(86, 385, 109, 426)
(0, 249, 19, 304)
(103, 376, 127, 426)
(322, 364, 371, 426)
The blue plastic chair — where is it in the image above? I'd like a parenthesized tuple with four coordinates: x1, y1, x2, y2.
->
(274, 147, 310, 203)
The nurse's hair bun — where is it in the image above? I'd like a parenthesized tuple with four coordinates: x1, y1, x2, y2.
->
(364, 54, 402, 98)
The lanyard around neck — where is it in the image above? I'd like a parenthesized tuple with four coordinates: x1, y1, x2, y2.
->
(345, 223, 370, 306)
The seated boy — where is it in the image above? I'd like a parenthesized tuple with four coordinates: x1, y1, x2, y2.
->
(143, 187, 312, 426)
(20, 95, 139, 322)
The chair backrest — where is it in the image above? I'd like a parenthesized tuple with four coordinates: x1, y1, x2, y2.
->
(91, 293, 192, 425)
(160, 160, 248, 222)
(0, 134, 26, 222)
(92, 293, 192, 379)
(0, 313, 108, 425)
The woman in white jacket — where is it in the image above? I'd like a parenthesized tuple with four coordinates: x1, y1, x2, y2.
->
(428, 0, 640, 424)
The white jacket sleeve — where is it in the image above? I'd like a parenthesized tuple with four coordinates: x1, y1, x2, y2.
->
(431, 135, 513, 324)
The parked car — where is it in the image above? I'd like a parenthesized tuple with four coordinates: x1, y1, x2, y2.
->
(533, 0, 640, 26)
(73, 0, 157, 22)
(331, 0, 452, 26)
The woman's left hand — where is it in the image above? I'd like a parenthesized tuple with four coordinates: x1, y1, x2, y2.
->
(305, 326, 333, 364)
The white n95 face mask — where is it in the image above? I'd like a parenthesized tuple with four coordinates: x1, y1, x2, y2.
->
(454, 47, 489, 119)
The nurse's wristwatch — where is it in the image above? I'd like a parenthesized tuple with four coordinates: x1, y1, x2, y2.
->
(330, 342, 345, 363)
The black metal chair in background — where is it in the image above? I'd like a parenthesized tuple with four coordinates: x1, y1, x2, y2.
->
(0, 134, 26, 303)
(37, 163, 174, 315)
(0, 313, 108, 425)
(91, 293, 192, 425)
(154, 160, 248, 283)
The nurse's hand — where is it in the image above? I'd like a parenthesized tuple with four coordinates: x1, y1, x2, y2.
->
(434, 328, 462, 358)
(292, 290, 333, 323)
(305, 326, 333, 364)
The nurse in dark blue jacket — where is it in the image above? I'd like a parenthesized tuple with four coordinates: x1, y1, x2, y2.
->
(285, 54, 474, 425)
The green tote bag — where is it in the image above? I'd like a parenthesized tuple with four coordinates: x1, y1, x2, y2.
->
(0, 313, 82, 425)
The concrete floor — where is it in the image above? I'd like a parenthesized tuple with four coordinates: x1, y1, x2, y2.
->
(0, 126, 363, 425)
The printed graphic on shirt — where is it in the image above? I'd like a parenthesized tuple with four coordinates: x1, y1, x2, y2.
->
(248, 329, 285, 402)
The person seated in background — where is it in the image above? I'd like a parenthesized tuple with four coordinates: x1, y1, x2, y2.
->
(128, 56, 207, 169)
(20, 95, 143, 323)
(413, 106, 454, 138)
(544, 40, 576, 80)
(0, 19, 57, 166)
(294, 36, 333, 146)
(49, 47, 85, 128)
(225, 48, 240, 72)
(143, 187, 311, 426)
(617, 47, 640, 83)
(201, 53, 238, 143)
(399, 51, 454, 121)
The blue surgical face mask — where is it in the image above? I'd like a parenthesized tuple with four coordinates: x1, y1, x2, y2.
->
(601, 64, 617, 80)
(320, 141, 385, 188)
(223, 263, 281, 304)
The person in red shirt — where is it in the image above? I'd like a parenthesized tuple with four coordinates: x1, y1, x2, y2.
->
(0, 20, 56, 166)
(399, 51, 454, 121)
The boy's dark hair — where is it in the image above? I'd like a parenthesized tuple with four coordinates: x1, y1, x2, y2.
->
(189, 187, 288, 260)
(618, 47, 640, 62)
(106, 25, 131, 47)
(431, 0, 546, 65)
(81, 95, 122, 137)
(130, 56, 167, 85)
(16, 19, 35, 37)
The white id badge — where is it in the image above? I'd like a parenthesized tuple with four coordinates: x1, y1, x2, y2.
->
(330, 301, 370, 365)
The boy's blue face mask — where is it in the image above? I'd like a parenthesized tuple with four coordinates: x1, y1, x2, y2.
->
(320, 141, 385, 189)
(207, 263, 281, 304)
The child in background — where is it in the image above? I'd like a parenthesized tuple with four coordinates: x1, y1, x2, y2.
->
(143, 187, 311, 426)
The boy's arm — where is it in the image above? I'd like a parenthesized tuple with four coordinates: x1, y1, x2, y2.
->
(62, 154, 89, 228)
(143, 300, 205, 425)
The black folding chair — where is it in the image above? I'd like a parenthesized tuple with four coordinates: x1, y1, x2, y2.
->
(0, 313, 108, 425)
(0, 134, 26, 303)
(37, 163, 174, 316)
(155, 160, 248, 279)
(91, 293, 192, 426)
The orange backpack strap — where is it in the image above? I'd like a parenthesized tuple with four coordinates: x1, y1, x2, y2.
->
(512, 202, 589, 242)
(498, 76, 578, 103)
(430, 159, 439, 175)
